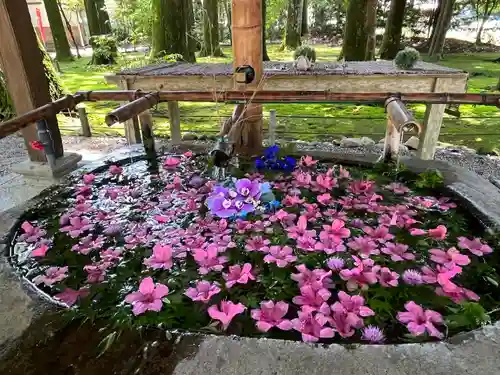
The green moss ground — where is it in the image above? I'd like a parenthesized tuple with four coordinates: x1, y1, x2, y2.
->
(57, 45, 500, 150)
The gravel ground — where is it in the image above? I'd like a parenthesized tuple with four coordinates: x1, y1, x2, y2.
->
(0, 135, 499, 181)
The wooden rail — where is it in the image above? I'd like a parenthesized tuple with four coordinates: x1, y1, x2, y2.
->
(1, 90, 500, 139)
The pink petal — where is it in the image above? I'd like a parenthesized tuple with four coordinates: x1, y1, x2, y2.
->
(256, 321, 273, 332)
(139, 277, 155, 295)
(153, 283, 169, 299)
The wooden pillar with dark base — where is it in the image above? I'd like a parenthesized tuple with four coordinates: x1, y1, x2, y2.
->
(0, 0, 64, 162)
(230, 0, 263, 155)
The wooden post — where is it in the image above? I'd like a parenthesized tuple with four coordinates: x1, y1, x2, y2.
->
(78, 106, 92, 137)
(122, 79, 142, 144)
(269, 109, 277, 145)
(417, 78, 454, 160)
(168, 101, 182, 144)
(0, 0, 64, 161)
(138, 110, 157, 169)
(231, 0, 263, 154)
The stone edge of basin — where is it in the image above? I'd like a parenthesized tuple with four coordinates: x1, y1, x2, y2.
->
(1, 146, 499, 375)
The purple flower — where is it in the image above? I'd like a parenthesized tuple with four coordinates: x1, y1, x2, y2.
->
(402, 269, 423, 285)
(207, 192, 238, 218)
(361, 325, 385, 343)
(235, 178, 261, 200)
(327, 257, 345, 271)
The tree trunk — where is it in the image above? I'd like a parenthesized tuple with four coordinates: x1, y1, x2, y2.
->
(43, 0, 73, 61)
(428, 0, 454, 61)
(186, 0, 197, 61)
(364, 0, 377, 60)
(475, 15, 489, 44)
(428, 0, 442, 42)
(496, 77, 500, 91)
(301, 0, 308, 36)
(84, 0, 111, 36)
(379, 0, 406, 59)
(262, 0, 270, 61)
(199, 0, 223, 57)
(223, 0, 232, 44)
(57, 0, 81, 58)
(342, 0, 369, 61)
(284, 0, 304, 49)
(151, 0, 195, 61)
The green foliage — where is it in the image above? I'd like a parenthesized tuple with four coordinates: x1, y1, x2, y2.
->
(415, 169, 444, 189)
(90, 35, 118, 65)
(446, 302, 491, 331)
(394, 47, 421, 70)
(293, 45, 317, 62)
(0, 71, 14, 121)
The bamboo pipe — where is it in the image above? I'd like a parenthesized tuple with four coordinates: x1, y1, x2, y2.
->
(75, 90, 500, 106)
(0, 94, 83, 139)
(105, 92, 160, 126)
(385, 97, 421, 134)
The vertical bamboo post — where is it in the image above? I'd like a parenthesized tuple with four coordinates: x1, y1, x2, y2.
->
(231, 0, 263, 155)
(138, 110, 158, 170)
(168, 101, 182, 144)
(78, 106, 92, 137)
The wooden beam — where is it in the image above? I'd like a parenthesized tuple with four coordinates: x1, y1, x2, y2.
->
(0, 0, 64, 161)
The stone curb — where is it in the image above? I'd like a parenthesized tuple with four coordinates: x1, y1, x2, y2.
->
(0, 146, 499, 375)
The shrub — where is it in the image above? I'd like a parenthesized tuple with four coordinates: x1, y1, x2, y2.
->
(90, 35, 118, 65)
(394, 47, 421, 70)
(293, 45, 317, 62)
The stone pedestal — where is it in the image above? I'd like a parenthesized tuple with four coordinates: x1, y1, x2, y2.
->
(11, 153, 82, 179)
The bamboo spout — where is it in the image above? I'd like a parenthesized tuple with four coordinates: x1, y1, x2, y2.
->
(385, 97, 421, 135)
(105, 93, 160, 126)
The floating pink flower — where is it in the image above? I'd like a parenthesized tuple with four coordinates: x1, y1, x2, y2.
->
(33, 266, 68, 286)
(347, 236, 379, 258)
(429, 247, 470, 268)
(292, 285, 331, 311)
(263, 245, 297, 268)
(299, 155, 318, 167)
(339, 256, 378, 291)
(19, 221, 46, 243)
(294, 172, 312, 188)
(223, 263, 255, 288)
(164, 157, 181, 169)
(317, 193, 333, 205)
(373, 266, 399, 287)
(144, 243, 174, 270)
(361, 325, 385, 343)
(84, 264, 106, 283)
(54, 287, 89, 307)
(109, 164, 123, 175)
(397, 301, 443, 338)
(330, 291, 374, 337)
(437, 197, 457, 211)
(208, 300, 246, 330)
(245, 236, 270, 252)
(320, 219, 351, 243)
(83, 173, 96, 185)
(381, 242, 415, 262)
(286, 215, 315, 239)
(291, 265, 333, 290)
(428, 225, 447, 240)
(385, 182, 410, 194)
(192, 244, 228, 275)
(291, 309, 334, 342)
(311, 174, 337, 192)
(315, 237, 346, 254)
(409, 228, 427, 236)
(125, 277, 169, 315)
(183, 151, 193, 158)
(60, 216, 93, 238)
(362, 225, 394, 243)
(251, 301, 293, 332)
(296, 234, 319, 251)
(435, 285, 480, 304)
(184, 281, 221, 303)
(282, 194, 304, 207)
(348, 180, 375, 195)
(457, 237, 493, 257)
(31, 244, 50, 257)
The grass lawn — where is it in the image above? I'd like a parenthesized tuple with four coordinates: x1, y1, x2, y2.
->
(57, 44, 500, 150)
